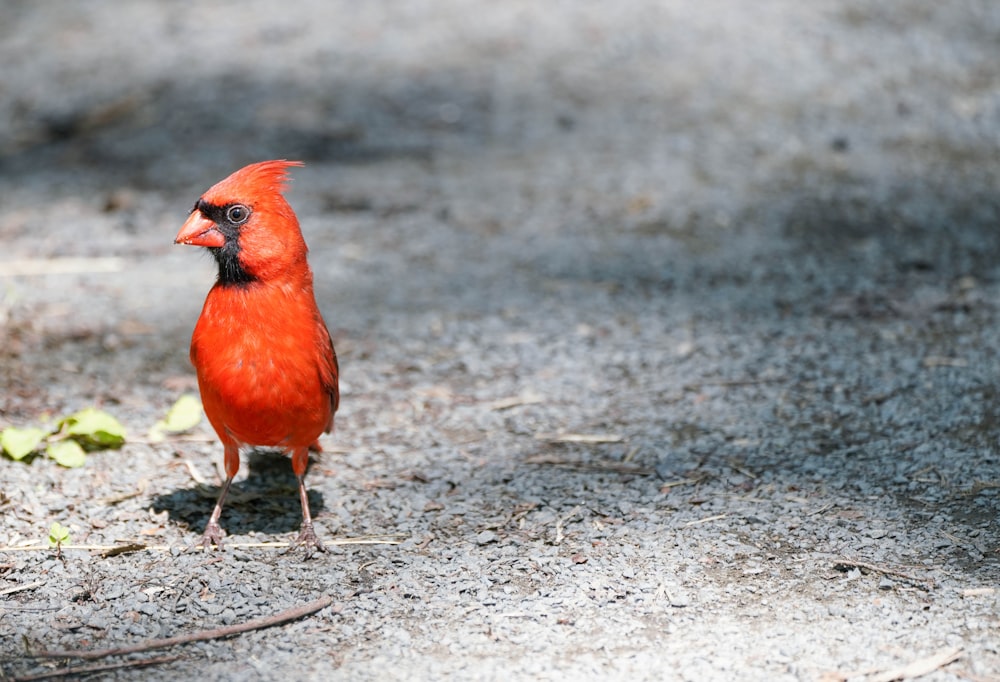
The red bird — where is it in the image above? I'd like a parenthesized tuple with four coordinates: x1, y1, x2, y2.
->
(175, 160, 338, 552)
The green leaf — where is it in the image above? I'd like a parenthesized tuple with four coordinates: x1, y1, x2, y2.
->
(1, 427, 47, 460)
(149, 395, 203, 442)
(47, 439, 87, 468)
(48, 521, 70, 546)
(59, 408, 126, 450)
(160, 395, 202, 433)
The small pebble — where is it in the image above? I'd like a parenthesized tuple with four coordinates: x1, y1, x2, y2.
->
(475, 531, 498, 545)
(669, 592, 690, 608)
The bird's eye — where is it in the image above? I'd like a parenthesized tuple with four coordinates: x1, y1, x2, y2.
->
(226, 204, 250, 225)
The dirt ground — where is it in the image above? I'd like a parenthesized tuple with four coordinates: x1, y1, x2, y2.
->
(1, 1, 999, 680)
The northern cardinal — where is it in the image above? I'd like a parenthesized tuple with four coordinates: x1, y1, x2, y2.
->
(175, 160, 338, 551)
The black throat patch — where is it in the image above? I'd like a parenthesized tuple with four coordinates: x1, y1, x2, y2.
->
(194, 199, 256, 286)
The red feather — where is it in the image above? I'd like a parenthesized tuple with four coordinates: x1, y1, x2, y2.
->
(176, 160, 338, 551)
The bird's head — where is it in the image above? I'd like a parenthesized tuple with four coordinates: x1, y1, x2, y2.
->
(175, 160, 307, 285)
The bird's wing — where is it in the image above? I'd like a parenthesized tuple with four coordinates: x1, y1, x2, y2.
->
(315, 315, 339, 432)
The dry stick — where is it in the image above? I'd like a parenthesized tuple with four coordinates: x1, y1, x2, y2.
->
(682, 377, 786, 391)
(0, 535, 404, 553)
(684, 514, 728, 527)
(0, 580, 44, 597)
(100, 543, 147, 558)
(523, 455, 654, 476)
(13, 655, 181, 682)
(832, 559, 935, 589)
(182, 458, 210, 484)
(35, 595, 333, 661)
(490, 394, 544, 411)
(659, 477, 700, 490)
(869, 646, 962, 682)
(536, 433, 625, 444)
(553, 505, 581, 545)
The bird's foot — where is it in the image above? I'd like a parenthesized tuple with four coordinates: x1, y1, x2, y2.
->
(293, 522, 327, 557)
(199, 522, 226, 550)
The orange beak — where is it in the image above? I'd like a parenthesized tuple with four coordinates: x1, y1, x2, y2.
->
(175, 211, 225, 248)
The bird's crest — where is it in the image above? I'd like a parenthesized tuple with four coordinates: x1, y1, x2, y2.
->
(201, 160, 304, 206)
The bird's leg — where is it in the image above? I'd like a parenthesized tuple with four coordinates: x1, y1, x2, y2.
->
(200, 441, 240, 550)
(295, 474, 326, 552)
(291, 447, 326, 554)
(200, 476, 233, 549)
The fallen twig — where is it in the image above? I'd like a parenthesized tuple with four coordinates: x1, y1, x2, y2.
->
(659, 477, 701, 490)
(100, 543, 147, 558)
(869, 646, 962, 682)
(97, 479, 149, 506)
(832, 558, 936, 590)
(553, 505, 581, 545)
(964, 479, 1000, 496)
(960, 587, 996, 598)
(182, 458, 210, 484)
(0, 580, 44, 597)
(490, 393, 544, 411)
(12, 654, 181, 682)
(860, 386, 910, 406)
(726, 458, 758, 480)
(524, 454, 653, 475)
(682, 377, 786, 391)
(807, 502, 835, 516)
(684, 514, 728, 527)
(0, 535, 405, 553)
(35, 595, 333, 660)
(536, 433, 624, 444)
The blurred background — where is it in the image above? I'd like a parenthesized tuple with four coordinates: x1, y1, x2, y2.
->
(0, 0, 998, 449)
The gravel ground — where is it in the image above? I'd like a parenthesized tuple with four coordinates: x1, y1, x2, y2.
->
(2, 1, 999, 680)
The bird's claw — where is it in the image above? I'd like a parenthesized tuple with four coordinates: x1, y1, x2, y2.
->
(293, 522, 327, 556)
(199, 522, 226, 550)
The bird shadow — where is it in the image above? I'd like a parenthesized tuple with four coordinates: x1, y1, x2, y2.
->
(151, 450, 325, 539)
